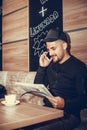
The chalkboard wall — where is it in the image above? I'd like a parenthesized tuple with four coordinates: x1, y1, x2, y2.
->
(29, 0, 63, 71)
(0, 0, 2, 70)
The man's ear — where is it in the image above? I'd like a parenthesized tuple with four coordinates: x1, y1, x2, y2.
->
(63, 42, 67, 50)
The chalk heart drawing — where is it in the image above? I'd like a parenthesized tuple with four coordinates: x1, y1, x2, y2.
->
(40, 0, 48, 5)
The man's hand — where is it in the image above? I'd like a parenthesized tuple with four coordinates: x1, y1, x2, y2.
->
(46, 96, 65, 109)
(39, 52, 52, 67)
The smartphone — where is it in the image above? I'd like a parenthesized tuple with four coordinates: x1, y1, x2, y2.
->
(46, 52, 51, 59)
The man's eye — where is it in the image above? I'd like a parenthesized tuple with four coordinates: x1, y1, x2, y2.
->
(52, 48, 56, 50)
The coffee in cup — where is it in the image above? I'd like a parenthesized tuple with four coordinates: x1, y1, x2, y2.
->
(5, 94, 16, 105)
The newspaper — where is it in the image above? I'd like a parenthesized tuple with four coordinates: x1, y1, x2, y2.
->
(15, 82, 53, 97)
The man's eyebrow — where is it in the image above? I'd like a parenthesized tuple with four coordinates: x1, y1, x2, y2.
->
(51, 47, 56, 50)
(47, 46, 56, 51)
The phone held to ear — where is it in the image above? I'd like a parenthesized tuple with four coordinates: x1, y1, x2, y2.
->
(46, 52, 51, 59)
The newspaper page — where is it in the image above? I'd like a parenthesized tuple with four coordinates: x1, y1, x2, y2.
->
(15, 82, 53, 97)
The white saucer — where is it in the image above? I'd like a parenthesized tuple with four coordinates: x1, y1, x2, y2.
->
(1, 100, 20, 106)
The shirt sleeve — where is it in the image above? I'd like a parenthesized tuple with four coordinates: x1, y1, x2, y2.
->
(34, 66, 48, 86)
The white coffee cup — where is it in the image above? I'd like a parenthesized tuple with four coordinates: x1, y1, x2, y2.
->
(5, 94, 16, 105)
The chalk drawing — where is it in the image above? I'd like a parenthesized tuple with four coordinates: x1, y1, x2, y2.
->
(33, 30, 48, 57)
(39, 6, 47, 17)
(40, 0, 48, 5)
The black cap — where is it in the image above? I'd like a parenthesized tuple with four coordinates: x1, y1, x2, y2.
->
(44, 28, 70, 43)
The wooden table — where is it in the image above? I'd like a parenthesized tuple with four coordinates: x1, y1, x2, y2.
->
(0, 100, 64, 130)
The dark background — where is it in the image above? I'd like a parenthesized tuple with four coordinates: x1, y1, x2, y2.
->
(29, 0, 63, 71)
(0, 0, 2, 70)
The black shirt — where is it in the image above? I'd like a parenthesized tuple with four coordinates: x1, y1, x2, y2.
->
(34, 55, 87, 117)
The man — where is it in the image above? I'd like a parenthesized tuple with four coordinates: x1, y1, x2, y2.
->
(34, 28, 87, 130)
